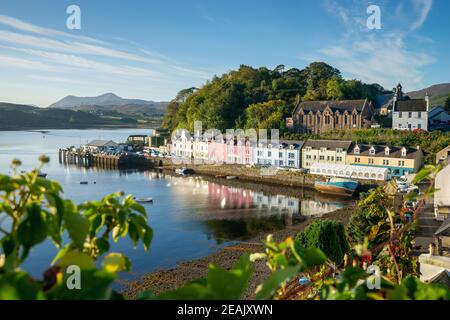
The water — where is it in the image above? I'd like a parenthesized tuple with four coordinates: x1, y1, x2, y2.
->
(0, 129, 353, 281)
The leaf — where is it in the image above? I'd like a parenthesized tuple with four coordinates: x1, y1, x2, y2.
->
(255, 265, 300, 300)
(102, 253, 130, 273)
(0, 272, 45, 300)
(17, 203, 48, 255)
(95, 238, 110, 255)
(412, 167, 432, 184)
(63, 205, 89, 249)
(47, 269, 116, 300)
(296, 247, 327, 268)
(58, 250, 95, 270)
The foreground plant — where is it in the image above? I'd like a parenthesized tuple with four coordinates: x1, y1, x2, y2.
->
(0, 157, 152, 300)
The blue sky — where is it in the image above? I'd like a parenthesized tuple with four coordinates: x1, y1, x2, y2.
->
(0, 0, 448, 106)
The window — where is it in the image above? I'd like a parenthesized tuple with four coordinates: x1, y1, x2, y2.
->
(398, 160, 405, 167)
(399, 112, 402, 118)
(268, 151, 272, 157)
(353, 114, 357, 125)
(368, 158, 374, 164)
(369, 147, 376, 155)
(257, 151, 263, 156)
(383, 159, 390, 165)
(408, 112, 412, 118)
(418, 124, 422, 129)
(336, 156, 342, 162)
(408, 124, 412, 130)
(354, 146, 360, 155)
(288, 153, 295, 159)
(279, 152, 283, 158)
(336, 148, 343, 153)
(385, 147, 390, 156)
(319, 156, 325, 161)
(401, 148, 407, 157)
(418, 112, 422, 118)
(306, 155, 312, 160)
(279, 160, 284, 166)
(288, 160, 295, 167)
(355, 157, 361, 163)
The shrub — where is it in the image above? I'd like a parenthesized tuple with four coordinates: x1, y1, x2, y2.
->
(295, 220, 349, 265)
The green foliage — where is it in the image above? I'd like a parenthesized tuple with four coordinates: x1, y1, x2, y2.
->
(445, 95, 450, 112)
(164, 62, 386, 133)
(295, 220, 349, 265)
(0, 158, 152, 300)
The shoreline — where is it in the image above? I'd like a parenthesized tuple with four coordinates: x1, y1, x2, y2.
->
(121, 204, 356, 300)
(160, 162, 382, 193)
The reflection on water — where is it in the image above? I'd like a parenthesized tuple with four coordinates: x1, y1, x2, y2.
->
(143, 171, 352, 242)
(0, 130, 354, 278)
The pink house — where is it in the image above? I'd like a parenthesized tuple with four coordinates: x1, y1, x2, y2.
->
(208, 138, 254, 165)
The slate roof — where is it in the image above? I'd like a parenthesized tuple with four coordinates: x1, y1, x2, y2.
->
(257, 140, 305, 149)
(303, 140, 353, 151)
(348, 144, 420, 159)
(374, 93, 394, 109)
(294, 99, 369, 114)
(435, 217, 450, 236)
(396, 99, 427, 112)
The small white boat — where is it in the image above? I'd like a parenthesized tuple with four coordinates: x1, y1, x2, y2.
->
(80, 181, 89, 185)
(226, 176, 239, 180)
(134, 197, 153, 203)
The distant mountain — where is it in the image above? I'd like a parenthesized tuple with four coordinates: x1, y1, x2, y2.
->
(0, 102, 159, 130)
(408, 83, 450, 107)
(48, 93, 168, 114)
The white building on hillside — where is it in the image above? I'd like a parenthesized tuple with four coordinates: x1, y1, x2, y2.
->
(392, 84, 429, 131)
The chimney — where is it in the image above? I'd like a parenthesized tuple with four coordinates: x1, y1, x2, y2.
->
(425, 92, 430, 112)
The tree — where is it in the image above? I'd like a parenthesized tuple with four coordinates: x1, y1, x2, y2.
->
(244, 100, 288, 131)
(295, 220, 349, 265)
(445, 95, 450, 112)
(326, 76, 345, 100)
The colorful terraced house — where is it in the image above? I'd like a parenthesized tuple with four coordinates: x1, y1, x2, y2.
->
(346, 143, 424, 178)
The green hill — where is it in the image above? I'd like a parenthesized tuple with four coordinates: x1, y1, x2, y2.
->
(0, 103, 149, 131)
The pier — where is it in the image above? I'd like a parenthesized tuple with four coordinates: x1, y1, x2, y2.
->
(59, 149, 157, 170)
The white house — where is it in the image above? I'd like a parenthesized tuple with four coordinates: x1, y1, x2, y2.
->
(392, 84, 429, 131)
(192, 135, 209, 163)
(171, 130, 193, 160)
(255, 140, 304, 168)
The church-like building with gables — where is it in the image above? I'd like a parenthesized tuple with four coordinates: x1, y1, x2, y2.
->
(287, 97, 375, 134)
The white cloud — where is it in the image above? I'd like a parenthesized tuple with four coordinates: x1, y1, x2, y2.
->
(410, 0, 433, 31)
(0, 54, 60, 72)
(318, 33, 435, 90)
(0, 14, 106, 45)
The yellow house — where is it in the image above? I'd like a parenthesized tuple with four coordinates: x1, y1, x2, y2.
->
(346, 144, 423, 177)
(302, 140, 353, 170)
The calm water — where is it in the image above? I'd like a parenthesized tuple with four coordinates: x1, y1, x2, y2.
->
(0, 129, 353, 281)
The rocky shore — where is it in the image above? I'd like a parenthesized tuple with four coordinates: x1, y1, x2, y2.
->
(121, 204, 356, 300)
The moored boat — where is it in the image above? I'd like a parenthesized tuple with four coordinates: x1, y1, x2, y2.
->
(133, 197, 153, 203)
(175, 167, 194, 175)
(314, 178, 359, 196)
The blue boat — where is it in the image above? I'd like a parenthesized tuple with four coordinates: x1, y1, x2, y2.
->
(314, 178, 359, 196)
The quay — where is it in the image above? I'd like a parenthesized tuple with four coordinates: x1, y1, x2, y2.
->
(59, 148, 158, 170)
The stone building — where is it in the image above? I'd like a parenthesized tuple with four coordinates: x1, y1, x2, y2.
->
(289, 98, 375, 134)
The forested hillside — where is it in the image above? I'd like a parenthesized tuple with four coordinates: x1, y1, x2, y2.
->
(162, 62, 389, 132)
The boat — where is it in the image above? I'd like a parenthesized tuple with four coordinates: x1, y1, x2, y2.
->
(175, 167, 194, 175)
(314, 178, 359, 196)
(226, 176, 239, 180)
(80, 181, 89, 185)
(37, 172, 47, 178)
(133, 197, 153, 203)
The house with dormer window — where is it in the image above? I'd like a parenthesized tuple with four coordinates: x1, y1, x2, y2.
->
(346, 143, 424, 177)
